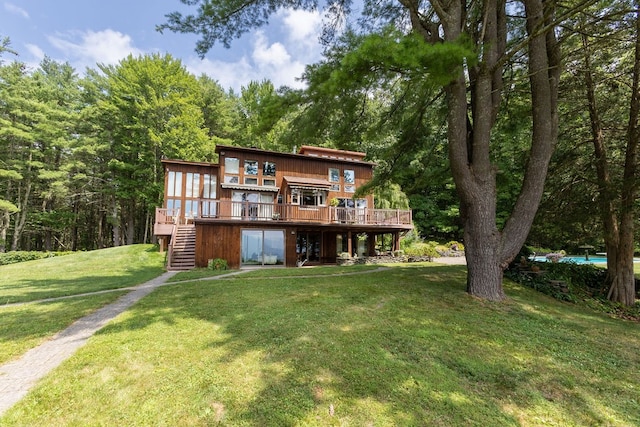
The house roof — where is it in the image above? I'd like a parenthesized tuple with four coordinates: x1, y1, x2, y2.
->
(215, 145, 376, 166)
(283, 176, 332, 189)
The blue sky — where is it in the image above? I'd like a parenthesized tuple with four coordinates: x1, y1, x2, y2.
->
(0, 0, 326, 91)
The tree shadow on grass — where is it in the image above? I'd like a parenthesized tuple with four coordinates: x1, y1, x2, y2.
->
(0, 265, 165, 305)
(88, 265, 640, 426)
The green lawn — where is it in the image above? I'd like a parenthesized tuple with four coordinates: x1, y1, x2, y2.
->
(0, 292, 128, 365)
(0, 244, 165, 304)
(0, 244, 166, 365)
(2, 264, 638, 426)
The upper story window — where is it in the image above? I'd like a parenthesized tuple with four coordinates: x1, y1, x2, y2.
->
(202, 174, 216, 199)
(263, 162, 276, 176)
(185, 173, 200, 198)
(292, 189, 327, 206)
(329, 168, 340, 183)
(225, 157, 239, 174)
(245, 160, 258, 175)
(344, 169, 355, 184)
(167, 171, 182, 197)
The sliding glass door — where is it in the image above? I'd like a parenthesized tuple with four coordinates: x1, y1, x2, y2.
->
(241, 229, 285, 266)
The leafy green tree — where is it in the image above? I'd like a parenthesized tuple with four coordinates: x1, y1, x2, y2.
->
(89, 53, 213, 245)
(536, 1, 639, 305)
(198, 74, 238, 147)
(0, 59, 76, 251)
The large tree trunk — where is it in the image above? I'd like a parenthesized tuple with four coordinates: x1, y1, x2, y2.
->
(11, 178, 31, 251)
(584, 9, 639, 306)
(426, 0, 559, 300)
(608, 6, 640, 305)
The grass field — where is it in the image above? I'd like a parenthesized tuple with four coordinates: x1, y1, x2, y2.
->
(0, 244, 165, 366)
(0, 292, 128, 365)
(2, 262, 638, 426)
(0, 244, 165, 304)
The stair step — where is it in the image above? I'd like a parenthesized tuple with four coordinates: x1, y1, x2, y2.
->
(169, 225, 196, 271)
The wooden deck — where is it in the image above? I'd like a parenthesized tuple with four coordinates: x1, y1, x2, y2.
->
(154, 201, 412, 235)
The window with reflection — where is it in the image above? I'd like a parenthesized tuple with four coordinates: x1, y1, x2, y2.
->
(241, 229, 285, 266)
(263, 162, 276, 176)
(245, 160, 258, 175)
(225, 157, 239, 174)
(167, 171, 182, 197)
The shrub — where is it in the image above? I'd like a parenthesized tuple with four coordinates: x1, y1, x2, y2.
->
(0, 251, 72, 266)
(207, 258, 228, 271)
(506, 260, 608, 303)
(404, 242, 439, 258)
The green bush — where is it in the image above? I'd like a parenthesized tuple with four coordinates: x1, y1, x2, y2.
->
(207, 258, 228, 271)
(0, 251, 72, 266)
(506, 260, 608, 303)
(404, 242, 439, 258)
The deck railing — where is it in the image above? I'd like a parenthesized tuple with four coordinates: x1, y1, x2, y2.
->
(155, 200, 412, 229)
(166, 208, 180, 270)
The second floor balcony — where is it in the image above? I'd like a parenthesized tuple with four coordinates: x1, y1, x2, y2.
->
(154, 199, 412, 235)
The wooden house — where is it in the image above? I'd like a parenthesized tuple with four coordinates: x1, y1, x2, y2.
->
(154, 145, 413, 269)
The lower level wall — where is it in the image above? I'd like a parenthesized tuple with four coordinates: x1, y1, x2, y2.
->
(195, 222, 297, 269)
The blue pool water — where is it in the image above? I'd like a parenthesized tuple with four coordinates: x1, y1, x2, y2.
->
(532, 255, 640, 264)
(532, 255, 608, 264)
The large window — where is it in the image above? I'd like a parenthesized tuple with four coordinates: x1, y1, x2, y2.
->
(202, 174, 216, 199)
(167, 171, 182, 197)
(241, 229, 285, 266)
(232, 192, 274, 219)
(185, 173, 200, 198)
(292, 189, 327, 206)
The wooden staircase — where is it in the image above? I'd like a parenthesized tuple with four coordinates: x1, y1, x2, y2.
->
(168, 224, 196, 270)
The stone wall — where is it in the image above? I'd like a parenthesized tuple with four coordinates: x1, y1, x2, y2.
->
(336, 255, 436, 266)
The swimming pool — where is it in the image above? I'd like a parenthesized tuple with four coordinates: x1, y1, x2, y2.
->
(532, 255, 640, 264)
(532, 255, 608, 264)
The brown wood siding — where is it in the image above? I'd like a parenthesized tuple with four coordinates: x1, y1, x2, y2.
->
(218, 149, 374, 206)
(196, 223, 240, 268)
(286, 230, 298, 267)
(196, 222, 297, 269)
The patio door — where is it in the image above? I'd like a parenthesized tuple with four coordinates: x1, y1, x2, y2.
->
(241, 229, 285, 266)
(297, 232, 321, 263)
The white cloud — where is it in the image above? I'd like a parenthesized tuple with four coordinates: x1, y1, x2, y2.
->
(47, 29, 143, 71)
(25, 43, 45, 60)
(281, 10, 323, 43)
(252, 32, 291, 68)
(185, 27, 318, 92)
(186, 56, 256, 92)
(4, 2, 29, 19)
